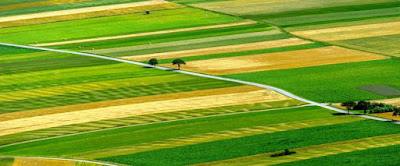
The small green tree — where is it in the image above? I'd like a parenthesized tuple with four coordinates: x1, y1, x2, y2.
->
(355, 101, 371, 115)
(172, 59, 186, 70)
(393, 107, 400, 117)
(148, 58, 158, 67)
(341, 101, 356, 114)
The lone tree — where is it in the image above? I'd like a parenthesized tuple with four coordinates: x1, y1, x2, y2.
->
(146, 11, 150, 15)
(355, 101, 371, 115)
(148, 58, 158, 67)
(172, 59, 186, 70)
(341, 101, 356, 114)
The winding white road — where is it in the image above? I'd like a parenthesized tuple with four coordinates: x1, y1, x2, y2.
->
(0, 42, 396, 124)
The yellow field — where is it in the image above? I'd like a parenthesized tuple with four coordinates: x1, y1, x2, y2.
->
(0, 0, 90, 11)
(0, 0, 168, 23)
(0, 3, 181, 28)
(0, 86, 259, 121)
(32, 20, 257, 47)
(0, 88, 289, 136)
(292, 21, 400, 41)
(120, 38, 312, 61)
(12, 158, 75, 166)
(373, 98, 400, 107)
(160, 46, 387, 75)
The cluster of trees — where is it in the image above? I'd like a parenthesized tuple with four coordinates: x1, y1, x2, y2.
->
(148, 58, 186, 70)
(271, 149, 296, 157)
(341, 101, 400, 116)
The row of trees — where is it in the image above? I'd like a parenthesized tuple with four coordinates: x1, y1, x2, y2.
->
(341, 101, 400, 116)
(148, 58, 186, 70)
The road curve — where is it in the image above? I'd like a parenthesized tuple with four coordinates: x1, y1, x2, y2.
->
(0, 42, 397, 124)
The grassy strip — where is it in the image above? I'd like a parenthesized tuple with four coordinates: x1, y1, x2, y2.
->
(0, 0, 146, 17)
(202, 133, 400, 166)
(243, 2, 399, 20)
(52, 23, 270, 50)
(100, 120, 400, 165)
(0, 65, 171, 92)
(0, 8, 239, 44)
(0, 53, 117, 75)
(107, 33, 290, 57)
(0, 100, 304, 146)
(0, 78, 239, 113)
(0, 157, 14, 166)
(278, 144, 400, 166)
(336, 34, 400, 57)
(246, 7, 400, 27)
(79, 116, 361, 159)
(0, 3, 182, 28)
(157, 43, 326, 64)
(0, 45, 42, 55)
(225, 59, 400, 103)
(0, 106, 330, 157)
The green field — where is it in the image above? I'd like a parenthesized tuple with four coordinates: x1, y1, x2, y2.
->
(0, 106, 353, 157)
(100, 120, 399, 165)
(51, 23, 270, 50)
(0, 0, 146, 17)
(1, 0, 400, 165)
(278, 144, 400, 166)
(226, 59, 400, 103)
(156, 43, 326, 64)
(0, 7, 240, 44)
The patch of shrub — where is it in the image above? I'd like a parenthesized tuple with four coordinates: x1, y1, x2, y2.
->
(271, 149, 296, 157)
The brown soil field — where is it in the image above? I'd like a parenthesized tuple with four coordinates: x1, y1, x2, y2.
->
(12, 158, 75, 166)
(160, 46, 387, 75)
(292, 21, 400, 41)
(0, 0, 90, 11)
(0, 85, 258, 121)
(32, 20, 256, 47)
(0, 0, 168, 23)
(0, 3, 181, 28)
(0, 88, 289, 136)
(120, 38, 312, 61)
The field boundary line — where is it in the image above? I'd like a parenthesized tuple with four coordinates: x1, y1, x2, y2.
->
(0, 156, 120, 166)
(0, 103, 309, 149)
(0, 42, 397, 124)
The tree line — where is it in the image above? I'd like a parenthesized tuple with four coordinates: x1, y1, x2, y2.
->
(341, 101, 400, 116)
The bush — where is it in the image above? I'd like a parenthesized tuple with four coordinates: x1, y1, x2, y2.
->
(271, 149, 296, 157)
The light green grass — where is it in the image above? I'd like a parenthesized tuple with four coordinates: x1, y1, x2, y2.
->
(225, 59, 400, 103)
(0, 106, 332, 157)
(105, 32, 290, 57)
(156, 43, 327, 64)
(52, 23, 271, 50)
(335, 34, 400, 57)
(0, 0, 146, 17)
(0, 7, 241, 44)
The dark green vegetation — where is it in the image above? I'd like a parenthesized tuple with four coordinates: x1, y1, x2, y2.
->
(278, 144, 400, 166)
(100, 120, 400, 165)
(0, 7, 240, 44)
(53, 23, 272, 50)
(358, 85, 400, 97)
(226, 59, 400, 103)
(0, 0, 146, 17)
(157, 43, 326, 64)
(0, 106, 332, 157)
(0, 100, 304, 146)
